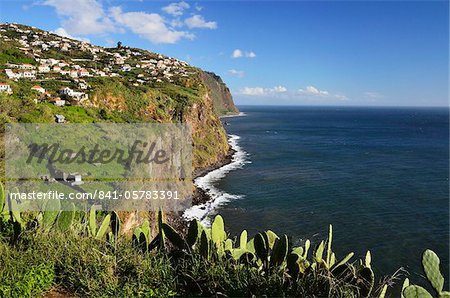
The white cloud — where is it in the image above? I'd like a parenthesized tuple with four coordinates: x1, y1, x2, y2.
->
(271, 85, 287, 93)
(170, 18, 184, 28)
(228, 69, 245, 78)
(232, 49, 256, 58)
(43, 0, 114, 35)
(298, 85, 347, 101)
(162, 1, 190, 17)
(42, 0, 217, 44)
(241, 87, 266, 96)
(52, 27, 90, 42)
(110, 7, 194, 44)
(185, 15, 217, 29)
(232, 49, 243, 58)
(239, 85, 287, 96)
(238, 85, 348, 101)
(299, 85, 330, 96)
(246, 51, 256, 58)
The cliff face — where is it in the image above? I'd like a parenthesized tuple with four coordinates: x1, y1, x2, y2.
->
(200, 71, 239, 116)
(183, 91, 229, 171)
(87, 73, 231, 172)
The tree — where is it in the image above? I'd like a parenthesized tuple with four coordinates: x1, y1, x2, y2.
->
(117, 41, 122, 49)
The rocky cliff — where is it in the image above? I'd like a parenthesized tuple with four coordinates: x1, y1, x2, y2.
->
(201, 71, 239, 116)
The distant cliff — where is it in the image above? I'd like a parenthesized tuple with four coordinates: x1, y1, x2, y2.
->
(201, 71, 239, 116)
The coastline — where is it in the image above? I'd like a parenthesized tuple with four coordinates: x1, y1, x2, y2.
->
(170, 136, 238, 232)
(170, 113, 247, 231)
(183, 133, 248, 225)
(190, 111, 246, 206)
(191, 145, 237, 206)
(192, 146, 236, 180)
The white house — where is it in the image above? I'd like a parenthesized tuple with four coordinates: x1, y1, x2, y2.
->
(59, 87, 74, 96)
(38, 65, 50, 73)
(31, 85, 46, 93)
(0, 83, 12, 94)
(78, 82, 88, 90)
(78, 68, 89, 77)
(20, 71, 36, 79)
(68, 173, 83, 186)
(48, 58, 59, 65)
(4, 69, 17, 79)
(114, 54, 125, 65)
(121, 65, 132, 72)
(20, 63, 34, 70)
(59, 87, 88, 102)
(55, 114, 65, 123)
(61, 43, 70, 51)
(50, 97, 66, 106)
(71, 91, 88, 102)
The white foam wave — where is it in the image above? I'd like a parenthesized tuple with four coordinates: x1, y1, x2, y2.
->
(183, 134, 249, 225)
(220, 112, 247, 118)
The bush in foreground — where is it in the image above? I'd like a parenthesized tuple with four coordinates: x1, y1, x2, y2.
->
(0, 184, 448, 297)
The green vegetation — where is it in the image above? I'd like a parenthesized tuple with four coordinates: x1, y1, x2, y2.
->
(402, 250, 450, 298)
(0, 40, 36, 65)
(0, 183, 447, 297)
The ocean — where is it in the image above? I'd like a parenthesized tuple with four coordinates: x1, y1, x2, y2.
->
(184, 105, 449, 281)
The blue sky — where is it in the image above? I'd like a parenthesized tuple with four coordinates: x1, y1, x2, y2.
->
(0, 0, 448, 107)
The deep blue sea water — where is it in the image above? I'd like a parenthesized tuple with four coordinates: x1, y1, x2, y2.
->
(214, 106, 449, 282)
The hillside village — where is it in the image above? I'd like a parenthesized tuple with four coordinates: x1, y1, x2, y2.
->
(0, 23, 197, 122)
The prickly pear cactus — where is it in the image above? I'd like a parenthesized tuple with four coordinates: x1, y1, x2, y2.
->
(56, 203, 75, 231)
(403, 285, 433, 298)
(199, 230, 209, 259)
(110, 211, 121, 238)
(303, 239, 310, 258)
(326, 224, 333, 266)
(95, 214, 110, 239)
(187, 219, 202, 247)
(162, 223, 185, 249)
(401, 278, 410, 298)
(287, 253, 300, 278)
(254, 232, 268, 262)
(239, 230, 247, 250)
(224, 238, 233, 251)
(211, 215, 226, 245)
(265, 230, 279, 249)
(270, 234, 288, 267)
(0, 182, 4, 213)
(422, 249, 444, 294)
(315, 240, 325, 263)
(402, 250, 449, 298)
(89, 206, 97, 236)
(365, 250, 372, 268)
(42, 199, 60, 230)
(0, 182, 9, 221)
